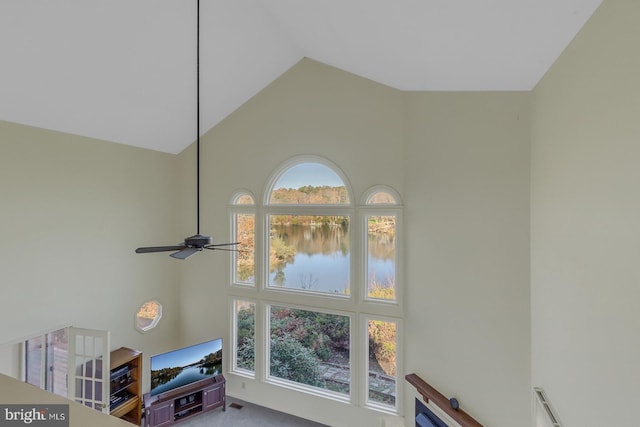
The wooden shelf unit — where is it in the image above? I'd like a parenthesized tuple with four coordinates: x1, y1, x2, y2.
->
(143, 375, 225, 427)
(110, 347, 142, 425)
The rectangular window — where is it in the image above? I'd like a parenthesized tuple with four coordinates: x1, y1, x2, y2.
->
(366, 214, 396, 301)
(269, 306, 350, 397)
(366, 318, 397, 409)
(24, 328, 68, 397)
(234, 300, 256, 375)
(268, 215, 350, 295)
(234, 213, 255, 285)
(25, 335, 43, 388)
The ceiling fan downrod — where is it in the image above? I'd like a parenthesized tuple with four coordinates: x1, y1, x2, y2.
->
(133, 0, 240, 260)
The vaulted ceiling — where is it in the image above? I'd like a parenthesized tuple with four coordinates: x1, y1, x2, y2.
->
(0, 0, 602, 154)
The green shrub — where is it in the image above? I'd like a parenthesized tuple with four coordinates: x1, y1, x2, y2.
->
(236, 337, 255, 371)
(270, 334, 324, 387)
(271, 307, 350, 360)
(237, 306, 255, 343)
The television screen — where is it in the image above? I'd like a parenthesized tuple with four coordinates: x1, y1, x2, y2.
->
(150, 338, 222, 396)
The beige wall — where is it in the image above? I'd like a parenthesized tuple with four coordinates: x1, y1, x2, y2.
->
(0, 121, 182, 388)
(531, 0, 640, 425)
(178, 59, 531, 426)
(404, 92, 531, 426)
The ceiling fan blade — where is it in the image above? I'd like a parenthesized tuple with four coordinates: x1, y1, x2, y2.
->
(170, 247, 201, 259)
(204, 247, 244, 253)
(205, 242, 239, 248)
(136, 245, 186, 254)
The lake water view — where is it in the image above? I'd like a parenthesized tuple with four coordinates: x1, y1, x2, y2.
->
(268, 222, 395, 294)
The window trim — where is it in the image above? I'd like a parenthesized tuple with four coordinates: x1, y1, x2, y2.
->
(230, 210, 257, 287)
(263, 208, 354, 298)
(264, 302, 354, 404)
(230, 189, 258, 287)
(263, 155, 354, 207)
(362, 314, 402, 414)
(360, 206, 402, 305)
(230, 298, 257, 378)
(228, 155, 404, 416)
(135, 299, 162, 333)
(230, 189, 256, 206)
(22, 326, 69, 396)
(361, 185, 402, 206)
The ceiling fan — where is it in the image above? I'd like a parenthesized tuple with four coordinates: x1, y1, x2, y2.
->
(135, 0, 238, 260)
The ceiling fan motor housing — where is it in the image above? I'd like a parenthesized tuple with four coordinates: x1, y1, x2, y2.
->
(185, 234, 212, 247)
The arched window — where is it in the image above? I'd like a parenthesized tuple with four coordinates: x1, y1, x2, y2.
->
(265, 158, 352, 295)
(234, 193, 255, 205)
(268, 161, 350, 205)
(229, 157, 402, 414)
(365, 189, 398, 205)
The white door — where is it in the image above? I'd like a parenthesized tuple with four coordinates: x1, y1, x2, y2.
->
(67, 327, 110, 414)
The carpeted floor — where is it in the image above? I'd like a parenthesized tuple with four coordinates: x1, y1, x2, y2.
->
(164, 396, 329, 427)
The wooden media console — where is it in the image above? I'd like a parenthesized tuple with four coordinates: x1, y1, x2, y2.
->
(143, 374, 225, 427)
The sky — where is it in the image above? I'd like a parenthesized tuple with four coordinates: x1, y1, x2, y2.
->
(151, 338, 222, 370)
(274, 163, 344, 189)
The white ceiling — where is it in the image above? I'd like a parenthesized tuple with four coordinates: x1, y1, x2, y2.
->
(0, 0, 602, 154)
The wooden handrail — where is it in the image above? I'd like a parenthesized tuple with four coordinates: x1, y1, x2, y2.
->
(405, 373, 483, 427)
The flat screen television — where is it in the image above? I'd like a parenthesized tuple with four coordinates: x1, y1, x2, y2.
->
(150, 338, 222, 396)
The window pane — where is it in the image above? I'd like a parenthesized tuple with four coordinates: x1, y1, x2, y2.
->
(235, 213, 255, 284)
(268, 215, 350, 295)
(367, 215, 396, 301)
(270, 163, 349, 205)
(235, 300, 255, 373)
(25, 328, 68, 397)
(84, 337, 94, 358)
(25, 335, 43, 388)
(366, 191, 396, 205)
(136, 300, 162, 332)
(235, 194, 254, 205)
(47, 329, 68, 396)
(269, 306, 350, 395)
(367, 319, 397, 407)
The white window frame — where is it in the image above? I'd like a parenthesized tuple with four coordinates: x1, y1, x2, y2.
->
(361, 185, 402, 305)
(135, 299, 163, 333)
(263, 155, 354, 207)
(229, 190, 257, 287)
(263, 206, 354, 298)
(22, 326, 71, 396)
(230, 298, 257, 378)
(362, 314, 402, 413)
(228, 156, 404, 416)
(360, 207, 402, 305)
(264, 302, 353, 404)
(362, 185, 402, 206)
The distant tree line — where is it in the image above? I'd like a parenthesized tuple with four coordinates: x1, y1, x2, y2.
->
(270, 186, 348, 204)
